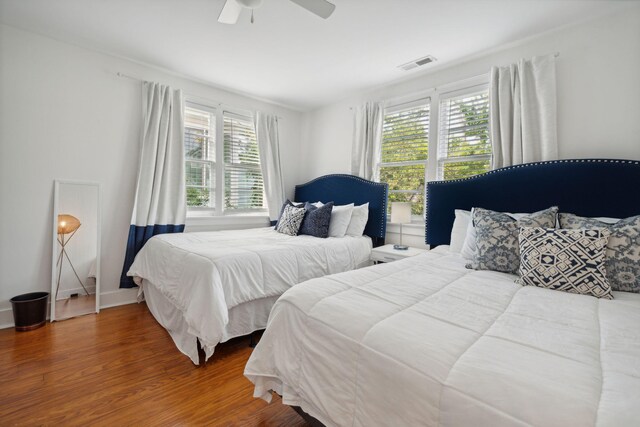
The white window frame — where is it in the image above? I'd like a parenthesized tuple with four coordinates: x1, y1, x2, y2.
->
(436, 81, 491, 180)
(222, 110, 267, 215)
(379, 91, 433, 220)
(185, 101, 217, 214)
(185, 99, 267, 217)
(377, 75, 490, 220)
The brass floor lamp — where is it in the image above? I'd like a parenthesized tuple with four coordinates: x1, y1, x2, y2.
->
(56, 214, 90, 299)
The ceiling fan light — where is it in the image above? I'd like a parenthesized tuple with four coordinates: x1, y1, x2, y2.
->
(236, 0, 263, 9)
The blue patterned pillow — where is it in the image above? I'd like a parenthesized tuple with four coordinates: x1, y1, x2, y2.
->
(299, 202, 334, 238)
(559, 213, 640, 293)
(468, 206, 558, 274)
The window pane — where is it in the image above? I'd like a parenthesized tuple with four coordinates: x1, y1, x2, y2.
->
(381, 105, 429, 163)
(224, 113, 265, 210)
(441, 159, 491, 181)
(439, 92, 490, 159)
(186, 187, 212, 208)
(380, 164, 425, 216)
(225, 166, 264, 210)
(185, 107, 215, 161)
(185, 161, 214, 208)
(224, 115, 260, 166)
(185, 105, 215, 210)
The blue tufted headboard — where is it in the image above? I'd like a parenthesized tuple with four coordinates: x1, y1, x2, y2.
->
(426, 159, 640, 247)
(295, 174, 388, 246)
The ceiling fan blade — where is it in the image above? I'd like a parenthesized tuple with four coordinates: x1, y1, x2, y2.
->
(289, 0, 335, 19)
(218, 0, 243, 24)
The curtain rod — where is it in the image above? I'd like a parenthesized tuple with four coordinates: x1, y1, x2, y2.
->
(348, 51, 560, 110)
(115, 72, 285, 120)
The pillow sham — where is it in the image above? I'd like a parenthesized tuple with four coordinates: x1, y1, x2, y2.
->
(450, 210, 471, 253)
(468, 206, 558, 274)
(517, 227, 613, 299)
(460, 209, 539, 260)
(560, 213, 640, 293)
(299, 202, 334, 238)
(346, 203, 369, 237)
(274, 200, 303, 229)
(325, 203, 354, 237)
(275, 204, 306, 236)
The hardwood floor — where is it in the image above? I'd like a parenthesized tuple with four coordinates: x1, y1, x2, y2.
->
(0, 303, 308, 426)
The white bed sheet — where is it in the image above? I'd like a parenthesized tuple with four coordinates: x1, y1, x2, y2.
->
(128, 227, 372, 363)
(245, 246, 640, 427)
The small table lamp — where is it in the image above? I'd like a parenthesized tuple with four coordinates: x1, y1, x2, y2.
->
(390, 202, 412, 250)
(56, 214, 90, 299)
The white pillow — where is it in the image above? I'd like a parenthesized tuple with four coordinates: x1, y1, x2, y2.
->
(459, 208, 546, 260)
(449, 210, 470, 253)
(346, 203, 369, 237)
(326, 203, 354, 237)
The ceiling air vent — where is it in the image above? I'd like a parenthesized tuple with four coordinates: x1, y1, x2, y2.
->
(398, 55, 437, 71)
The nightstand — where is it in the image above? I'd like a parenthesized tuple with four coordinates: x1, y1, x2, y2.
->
(370, 244, 429, 264)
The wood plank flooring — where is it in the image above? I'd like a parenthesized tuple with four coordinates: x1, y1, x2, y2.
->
(0, 303, 308, 426)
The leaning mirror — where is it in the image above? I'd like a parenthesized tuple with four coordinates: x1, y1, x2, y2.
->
(51, 180, 101, 321)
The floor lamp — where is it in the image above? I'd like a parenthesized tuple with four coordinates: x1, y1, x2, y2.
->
(56, 214, 90, 299)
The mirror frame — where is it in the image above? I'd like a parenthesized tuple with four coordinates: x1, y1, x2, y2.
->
(51, 180, 101, 321)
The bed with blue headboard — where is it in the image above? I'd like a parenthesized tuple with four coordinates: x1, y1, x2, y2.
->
(295, 174, 388, 247)
(426, 158, 640, 247)
(246, 158, 640, 427)
(128, 173, 387, 364)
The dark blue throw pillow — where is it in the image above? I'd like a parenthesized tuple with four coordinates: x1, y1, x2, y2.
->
(299, 202, 334, 238)
(274, 200, 303, 229)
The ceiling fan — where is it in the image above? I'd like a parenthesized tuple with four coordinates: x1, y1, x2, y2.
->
(218, 0, 336, 24)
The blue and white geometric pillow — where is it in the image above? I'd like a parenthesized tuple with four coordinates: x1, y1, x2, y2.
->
(560, 213, 640, 293)
(274, 200, 303, 229)
(517, 227, 613, 299)
(275, 204, 306, 236)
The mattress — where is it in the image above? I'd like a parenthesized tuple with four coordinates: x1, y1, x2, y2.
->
(127, 227, 372, 363)
(244, 246, 640, 427)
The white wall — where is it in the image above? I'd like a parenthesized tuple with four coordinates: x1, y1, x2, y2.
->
(300, 6, 640, 247)
(0, 24, 303, 327)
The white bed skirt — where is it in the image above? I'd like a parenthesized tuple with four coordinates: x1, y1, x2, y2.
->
(141, 279, 281, 364)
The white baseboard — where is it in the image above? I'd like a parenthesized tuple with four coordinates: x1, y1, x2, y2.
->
(99, 288, 139, 309)
(0, 288, 139, 330)
(56, 285, 97, 301)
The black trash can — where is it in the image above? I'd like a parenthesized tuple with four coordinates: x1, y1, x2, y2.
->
(10, 292, 49, 331)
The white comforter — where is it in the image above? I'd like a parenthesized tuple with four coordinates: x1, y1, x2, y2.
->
(128, 227, 372, 362)
(245, 247, 640, 427)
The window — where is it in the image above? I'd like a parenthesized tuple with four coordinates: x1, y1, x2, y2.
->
(223, 112, 264, 211)
(377, 80, 491, 219)
(184, 102, 265, 215)
(437, 87, 491, 180)
(379, 101, 430, 216)
(185, 105, 216, 209)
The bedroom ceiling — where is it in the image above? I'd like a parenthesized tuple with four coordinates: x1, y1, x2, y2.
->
(0, 0, 629, 110)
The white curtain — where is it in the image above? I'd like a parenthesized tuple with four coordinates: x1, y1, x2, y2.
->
(489, 54, 558, 169)
(120, 81, 186, 288)
(351, 101, 384, 181)
(256, 112, 285, 221)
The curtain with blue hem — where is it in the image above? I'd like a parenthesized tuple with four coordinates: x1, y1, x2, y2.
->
(120, 82, 186, 288)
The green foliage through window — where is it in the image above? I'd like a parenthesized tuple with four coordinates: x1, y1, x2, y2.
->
(378, 87, 492, 218)
(379, 104, 429, 216)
